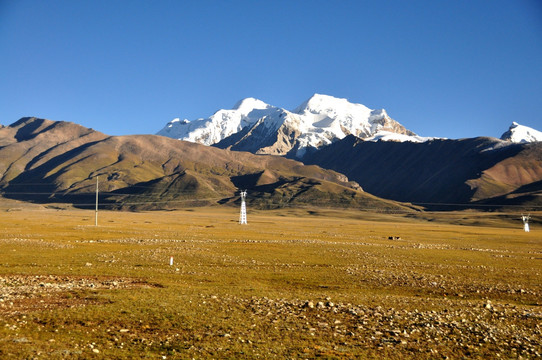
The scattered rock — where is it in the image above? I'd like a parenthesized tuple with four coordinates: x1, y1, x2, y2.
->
(316, 301, 325, 309)
(303, 300, 314, 309)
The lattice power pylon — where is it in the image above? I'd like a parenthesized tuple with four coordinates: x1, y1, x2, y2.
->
(239, 190, 247, 225)
(522, 214, 531, 232)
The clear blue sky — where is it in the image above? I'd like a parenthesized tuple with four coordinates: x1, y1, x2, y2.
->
(1, 0, 541, 138)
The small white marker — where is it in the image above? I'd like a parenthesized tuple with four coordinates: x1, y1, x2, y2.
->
(169, 256, 174, 266)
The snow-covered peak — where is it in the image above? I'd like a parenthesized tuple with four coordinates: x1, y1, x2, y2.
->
(500, 122, 542, 143)
(232, 97, 270, 112)
(157, 98, 277, 145)
(169, 118, 190, 125)
(289, 94, 410, 142)
(293, 94, 371, 117)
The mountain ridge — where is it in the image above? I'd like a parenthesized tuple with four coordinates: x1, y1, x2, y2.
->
(303, 135, 542, 209)
(157, 94, 420, 158)
(0, 117, 412, 211)
(157, 94, 542, 153)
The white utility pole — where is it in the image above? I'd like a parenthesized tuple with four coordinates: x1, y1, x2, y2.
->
(239, 190, 247, 225)
(95, 176, 99, 226)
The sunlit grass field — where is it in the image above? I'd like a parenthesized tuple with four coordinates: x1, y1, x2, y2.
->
(0, 203, 540, 359)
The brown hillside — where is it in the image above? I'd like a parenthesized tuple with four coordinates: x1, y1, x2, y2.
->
(303, 135, 542, 210)
(467, 142, 542, 201)
(0, 117, 412, 211)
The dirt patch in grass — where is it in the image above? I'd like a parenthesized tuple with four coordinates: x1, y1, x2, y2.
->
(0, 275, 157, 316)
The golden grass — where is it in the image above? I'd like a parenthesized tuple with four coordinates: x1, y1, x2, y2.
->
(0, 203, 540, 359)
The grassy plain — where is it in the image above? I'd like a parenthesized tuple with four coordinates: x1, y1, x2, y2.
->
(0, 202, 540, 359)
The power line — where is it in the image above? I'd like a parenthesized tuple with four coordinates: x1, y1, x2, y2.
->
(1, 188, 541, 210)
(410, 201, 542, 209)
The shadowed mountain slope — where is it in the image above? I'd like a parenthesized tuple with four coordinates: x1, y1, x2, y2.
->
(303, 135, 542, 210)
(0, 118, 412, 211)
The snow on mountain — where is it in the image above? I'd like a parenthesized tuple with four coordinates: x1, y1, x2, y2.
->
(157, 98, 276, 145)
(364, 131, 435, 143)
(157, 94, 419, 158)
(287, 94, 417, 157)
(293, 94, 386, 138)
(500, 122, 542, 143)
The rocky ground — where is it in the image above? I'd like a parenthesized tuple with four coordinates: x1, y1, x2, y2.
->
(0, 274, 540, 359)
(0, 207, 540, 358)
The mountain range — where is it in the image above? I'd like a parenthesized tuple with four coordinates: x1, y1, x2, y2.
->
(0, 117, 410, 211)
(2, 94, 541, 211)
(157, 94, 427, 159)
(157, 94, 542, 210)
(157, 94, 542, 157)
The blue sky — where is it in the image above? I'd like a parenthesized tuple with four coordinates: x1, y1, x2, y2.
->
(1, 0, 541, 138)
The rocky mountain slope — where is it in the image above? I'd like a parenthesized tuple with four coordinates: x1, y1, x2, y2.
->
(0, 117, 412, 211)
(303, 135, 542, 210)
(158, 94, 422, 159)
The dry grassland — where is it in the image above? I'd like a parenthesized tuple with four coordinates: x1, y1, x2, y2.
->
(0, 203, 540, 359)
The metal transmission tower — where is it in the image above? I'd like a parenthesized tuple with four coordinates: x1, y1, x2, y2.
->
(239, 190, 247, 225)
(522, 214, 531, 232)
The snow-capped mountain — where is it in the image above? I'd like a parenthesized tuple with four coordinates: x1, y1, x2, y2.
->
(157, 94, 418, 158)
(500, 122, 542, 143)
(157, 97, 278, 145)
